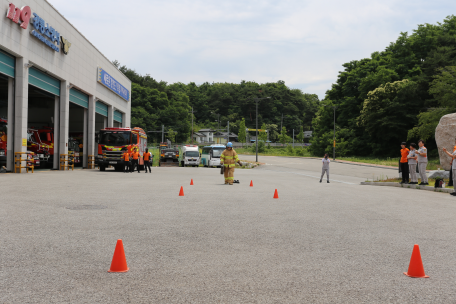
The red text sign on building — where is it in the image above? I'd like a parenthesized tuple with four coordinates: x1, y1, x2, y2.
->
(6, 3, 31, 29)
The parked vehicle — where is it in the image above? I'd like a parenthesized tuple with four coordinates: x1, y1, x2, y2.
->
(0, 118, 7, 168)
(159, 141, 179, 167)
(201, 144, 225, 167)
(97, 127, 147, 171)
(179, 145, 200, 167)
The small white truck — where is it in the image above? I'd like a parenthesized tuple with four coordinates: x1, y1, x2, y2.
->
(179, 145, 200, 167)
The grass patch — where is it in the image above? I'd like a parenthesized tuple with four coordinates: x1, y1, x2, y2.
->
(337, 156, 442, 170)
(235, 145, 312, 157)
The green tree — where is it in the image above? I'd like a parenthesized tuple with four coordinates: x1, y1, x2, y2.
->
(167, 128, 177, 143)
(238, 118, 246, 143)
(296, 126, 304, 144)
(279, 127, 289, 145)
(259, 123, 268, 142)
(358, 79, 422, 155)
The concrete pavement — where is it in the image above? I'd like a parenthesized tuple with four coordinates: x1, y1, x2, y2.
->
(1, 162, 455, 303)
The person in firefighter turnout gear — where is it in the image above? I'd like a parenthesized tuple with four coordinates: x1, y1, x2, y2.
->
(220, 142, 241, 185)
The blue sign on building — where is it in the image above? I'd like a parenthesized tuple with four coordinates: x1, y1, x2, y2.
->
(97, 67, 130, 101)
(31, 13, 60, 52)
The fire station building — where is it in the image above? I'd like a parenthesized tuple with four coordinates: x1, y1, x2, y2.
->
(0, 0, 131, 172)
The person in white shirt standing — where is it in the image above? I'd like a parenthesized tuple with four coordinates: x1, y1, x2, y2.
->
(407, 143, 418, 184)
(417, 139, 429, 185)
(320, 153, 330, 183)
(442, 145, 456, 196)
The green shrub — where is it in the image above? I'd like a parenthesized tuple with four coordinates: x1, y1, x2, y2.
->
(251, 141, 266, 153)
(286, 145, 294, 155)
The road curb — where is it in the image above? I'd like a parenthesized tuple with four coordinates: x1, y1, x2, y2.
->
(360, 181, 453, 193)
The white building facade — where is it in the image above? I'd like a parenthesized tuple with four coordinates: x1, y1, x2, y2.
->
(0, 0, 131, 172)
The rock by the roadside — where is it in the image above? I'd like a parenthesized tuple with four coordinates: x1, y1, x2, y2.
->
(435, 113, 456, 170)
(428, 170, 450, 179)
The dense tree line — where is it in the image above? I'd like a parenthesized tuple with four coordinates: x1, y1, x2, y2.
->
(115, 15, 456, 156)
(310, 15, 456, 158)
(113, 60, 320, 143)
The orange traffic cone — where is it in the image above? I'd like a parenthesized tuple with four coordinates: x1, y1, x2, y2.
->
(179, 186, 185, 196)
(404, 244, 429, 278)
(250, 180, 253, 187)
(273, 189, 279, 199)
(108, 239, 129, 273)
(190, 179, 194, 185)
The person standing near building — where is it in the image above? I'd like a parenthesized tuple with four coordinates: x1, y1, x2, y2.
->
(407, 143, 418, 184)
(400, 142, 410, 184)
(131, 147, 140, 173)
(144, 148, 152, 173)
(417, 139, 428, 185)
(220, 142, 241, 185)
(320, 153, 330, 183)
(122, 147, 131, 173)
(442, 146, 456, 196)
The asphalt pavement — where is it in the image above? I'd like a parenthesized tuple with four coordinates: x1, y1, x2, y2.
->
(1, 159, 456, 303)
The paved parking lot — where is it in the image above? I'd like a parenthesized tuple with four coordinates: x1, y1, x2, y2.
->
(1, 159, 456, 303)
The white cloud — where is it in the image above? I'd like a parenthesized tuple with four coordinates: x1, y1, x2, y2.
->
(48, 0, 456, 98)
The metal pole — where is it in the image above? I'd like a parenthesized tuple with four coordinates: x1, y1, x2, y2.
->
(227, 121, 229, 143)
(191, 107, 194, 144)
(281, 113, 283, 130)
(333, 107, 336, 161)
(293, 129, 294, 148)
(256, 98, 258, 162)
(162, 124, 164, 143)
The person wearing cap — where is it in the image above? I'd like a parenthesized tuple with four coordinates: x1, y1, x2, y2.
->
(407, 143, 418, 184)
(400, 142, 410, 184)
(417, 139, 428, 185)
(220, 142, 241, 185)
(122, 147, 131, 173)
(442, 145, 456, 196)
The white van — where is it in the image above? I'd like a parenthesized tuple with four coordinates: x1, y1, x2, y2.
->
(179, 145, 200, 167)
(201, 144, 226, 168)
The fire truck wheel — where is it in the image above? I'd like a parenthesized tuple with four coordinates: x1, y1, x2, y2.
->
(99, 165, 106, 171)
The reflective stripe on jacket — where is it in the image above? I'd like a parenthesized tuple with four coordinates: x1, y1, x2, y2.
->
(220, 149, 239, 167)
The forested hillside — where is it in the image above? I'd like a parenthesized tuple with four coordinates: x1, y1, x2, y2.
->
(113, 61, 320, 143)
(309, 15, 456, 158)
(116, 15, 456, 156)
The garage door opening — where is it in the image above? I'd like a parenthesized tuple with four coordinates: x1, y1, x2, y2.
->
(27, 85, 56, 168)
(0, 76, 8, 169)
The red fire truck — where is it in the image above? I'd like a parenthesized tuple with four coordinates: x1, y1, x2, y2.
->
(97, 127, 147, 171)
(0, 118, 41, 169)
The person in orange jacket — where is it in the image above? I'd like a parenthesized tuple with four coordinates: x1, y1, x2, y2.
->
(143, 148, 152, 173)
(130, 147, 140, 173)
(122, 147, 131, 173)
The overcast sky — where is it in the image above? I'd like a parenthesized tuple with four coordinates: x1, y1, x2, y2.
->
(48, 0, 455, 99)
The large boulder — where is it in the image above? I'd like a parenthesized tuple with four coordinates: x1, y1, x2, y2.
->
(435, 113, 456, 170)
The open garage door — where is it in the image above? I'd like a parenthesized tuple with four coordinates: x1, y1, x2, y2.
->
(28, 68, 60, 169)
(69, 88, 89, 167)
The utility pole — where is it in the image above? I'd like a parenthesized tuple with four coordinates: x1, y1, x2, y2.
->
(281, 113, 283, 130)
(162, 124, 164, 143)
(188, 107, 197, 144)
(293, 129, 294, 148)
(227, 121, 229, 143)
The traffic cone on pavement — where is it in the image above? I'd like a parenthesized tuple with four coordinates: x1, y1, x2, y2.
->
(273, 189, 279, 199)
(179, 186, 185, 196)
(250, 180, 253, 187)
(403, 244, 429, 278)
(108, 239, 129, 273)
(190, 179, 194, 185)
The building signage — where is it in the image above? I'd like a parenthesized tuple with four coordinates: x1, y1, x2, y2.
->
(6, 3, 31, 29)
(6, 3, 71, 55)
(97, 67, 130, 101)
(31, 13, 60, 52)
